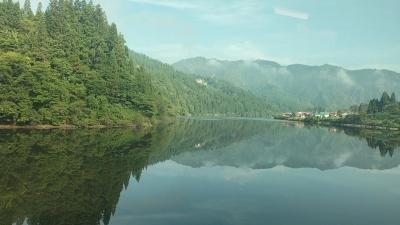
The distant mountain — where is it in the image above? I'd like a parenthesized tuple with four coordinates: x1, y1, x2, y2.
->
(173, 57, 400, 111)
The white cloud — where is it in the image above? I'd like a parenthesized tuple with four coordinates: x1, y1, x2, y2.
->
(334, 152, 353, 167)
(128, 0, 198, 9)
(223, 41, 268, 61)
(348, 64, 400, 73)
(198, 1, 268, 25)
(132, 43, 209, 63)
(132, 41, 299, 65)
(274, 7, 309, 20)
(206, 59, 221, 66)
(127, 0, 269, 25)
(337, 69, 355, 86)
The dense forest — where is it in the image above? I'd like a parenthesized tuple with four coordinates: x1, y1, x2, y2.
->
(174, 57, 400, 111)
(0, 0, 271, 127)
(0, 0, 156, 126)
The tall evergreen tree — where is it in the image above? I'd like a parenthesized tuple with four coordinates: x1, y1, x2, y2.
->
(367, 99, 379, 114)
(379, 91, 391, 111)
(390, 92, 396, 103)
(23, 0, 33, 17)
(36, 2, 43, 15)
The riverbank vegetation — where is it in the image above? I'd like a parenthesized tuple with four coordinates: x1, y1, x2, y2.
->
(303, 92, 400, 130)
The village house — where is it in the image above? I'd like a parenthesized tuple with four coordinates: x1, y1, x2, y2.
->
(315, 112, 330, 118)
(195, 79, 208, 86)
(295, 112, 306, 118)
(329, 112, 338, 117)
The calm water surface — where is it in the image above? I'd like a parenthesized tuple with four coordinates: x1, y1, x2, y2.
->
(1, 119, 400, 225)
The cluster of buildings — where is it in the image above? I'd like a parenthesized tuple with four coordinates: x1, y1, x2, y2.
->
(195, 79, 208, 86)
(281, 111, 351, 120)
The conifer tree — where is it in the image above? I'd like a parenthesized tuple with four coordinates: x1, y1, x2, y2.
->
(23, 0, 33, 17)
(390, 92, 396, 103)
(36, 2, 43, 15)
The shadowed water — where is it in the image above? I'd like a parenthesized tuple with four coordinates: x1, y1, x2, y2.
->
(1, 119, 400, 225)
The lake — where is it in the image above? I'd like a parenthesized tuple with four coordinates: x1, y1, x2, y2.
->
(1, 119, 400, 225)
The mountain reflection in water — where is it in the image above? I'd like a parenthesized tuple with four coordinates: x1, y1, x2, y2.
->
(0, 119, 399, 225)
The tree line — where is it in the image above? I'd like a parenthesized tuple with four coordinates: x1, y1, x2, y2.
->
(342, 92, 400, 128)
(351, 92, 398, 114)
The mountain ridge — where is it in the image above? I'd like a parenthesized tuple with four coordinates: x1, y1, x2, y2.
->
(175, 56, 400, 73)
(173, 57, 400, 112)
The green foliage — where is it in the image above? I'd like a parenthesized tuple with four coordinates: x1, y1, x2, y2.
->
(366, 92, 398, 114)
(337, 92, 400, 128)
(0, 0, 155, 126)
(390, 92, 396, 103)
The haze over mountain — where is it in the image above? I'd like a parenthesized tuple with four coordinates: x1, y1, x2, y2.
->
(173, 57, 400, 112)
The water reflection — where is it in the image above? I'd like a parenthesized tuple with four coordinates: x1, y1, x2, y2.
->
(342, 128, 400, 157)
(0, 119, 399, 225)
(0, 129, 152, 225)
(173, 121, 400, 170)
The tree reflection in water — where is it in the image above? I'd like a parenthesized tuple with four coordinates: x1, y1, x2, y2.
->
(0, 119, 399, 225)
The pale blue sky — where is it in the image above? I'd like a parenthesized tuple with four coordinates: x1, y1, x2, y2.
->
(28, 0, 400, 71)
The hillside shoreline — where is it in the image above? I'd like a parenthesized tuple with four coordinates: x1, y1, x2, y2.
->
(0, 116, 275, 129)
(0, 123, 148, 130)
(277, 118, 400, 131)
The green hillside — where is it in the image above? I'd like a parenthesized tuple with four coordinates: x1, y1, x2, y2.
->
(0, 0, 272, 127)
(130, 51, 273, 118)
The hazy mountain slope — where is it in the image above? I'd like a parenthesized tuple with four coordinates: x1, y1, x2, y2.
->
(173, 57, 400, 111)
(130, 52, 275, 117)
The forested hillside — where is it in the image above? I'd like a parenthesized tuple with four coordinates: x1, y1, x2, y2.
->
(0, 0, 271, 126)
(0, 0, 156, 126)
(174, 57, 400, 111)
(130, 51, 273, 117)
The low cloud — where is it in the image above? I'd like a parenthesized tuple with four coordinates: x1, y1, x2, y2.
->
(274, 7, 309, 20)
(337, 69, 355, 86)
(128, 0, 198, 10)
(223, 41, 268, 61)
(132, 41, 299, 65)
(128, 0, 268, 25)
